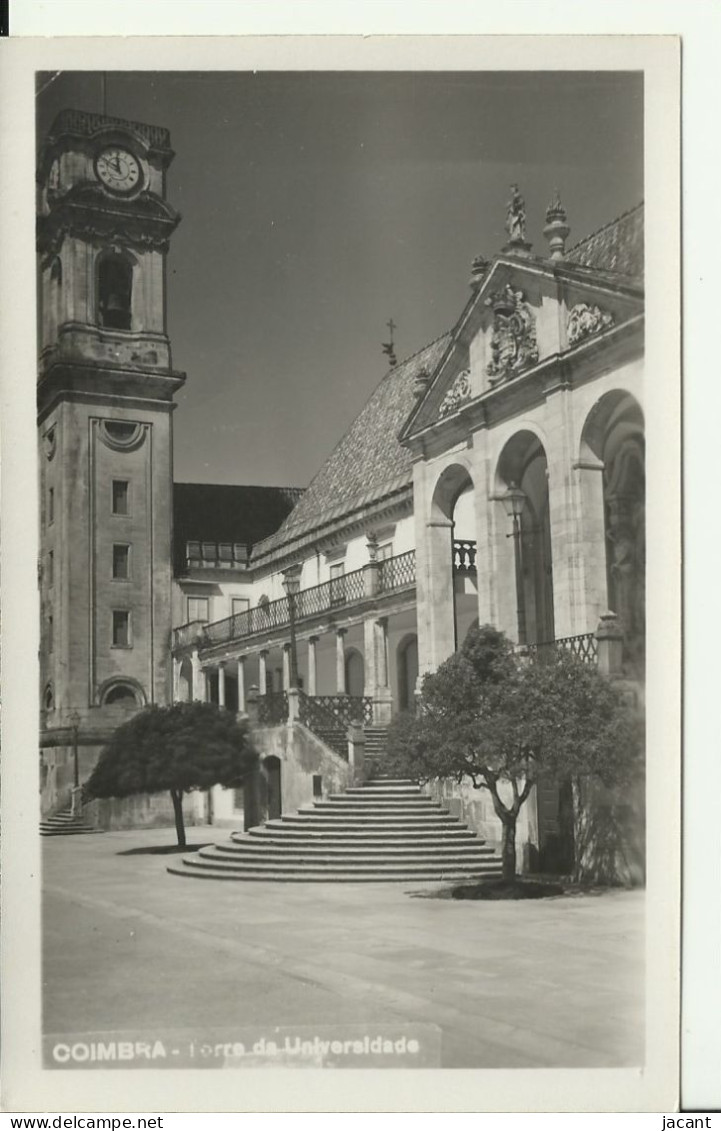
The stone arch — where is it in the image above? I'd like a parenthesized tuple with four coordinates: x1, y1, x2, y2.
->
(581, 390, 645, 670)
(397, 633, 419, 712)
(262, 755, 282, 821)
(97, 676, 146, 708)
(494, 429, 555, 645)
(178, 657, 193, 702)
(344, 647, 365, 697)
(427, 461, 478, 656)
(429, 460, 474, 524)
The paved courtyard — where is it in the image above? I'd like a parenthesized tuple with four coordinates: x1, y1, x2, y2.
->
(43, 827, 644, 1070)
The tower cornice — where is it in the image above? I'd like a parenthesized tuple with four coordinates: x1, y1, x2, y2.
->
(38, 184, 180, 256)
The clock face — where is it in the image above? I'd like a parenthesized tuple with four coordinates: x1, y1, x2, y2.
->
(95, 147, 142, 194)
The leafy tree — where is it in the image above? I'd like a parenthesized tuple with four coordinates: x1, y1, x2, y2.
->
(386, 624, 642, 881)
(87, 701, 258, 847)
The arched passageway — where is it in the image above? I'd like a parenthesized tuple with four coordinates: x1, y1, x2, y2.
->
(178, 658, 193, 702)
(397, 634, 419, 711)
(263, 756, 282, 821)
(581, 391, 645, 672)
(344, 649, 365, 697)
(495, 430, 555, 645)
(426, 463, 478, 663)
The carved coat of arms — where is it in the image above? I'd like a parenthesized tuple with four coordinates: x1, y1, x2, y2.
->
(485, 285, 538, 382)
(438, 369, 472, 418)
(567, 302, 615, 346)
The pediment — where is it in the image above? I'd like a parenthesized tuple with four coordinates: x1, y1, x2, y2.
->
(401, 254, 643, 442)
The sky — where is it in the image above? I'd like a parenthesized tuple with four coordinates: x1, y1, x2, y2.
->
(37, 70, 643, 488)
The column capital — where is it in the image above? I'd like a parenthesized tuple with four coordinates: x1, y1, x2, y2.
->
(335, 626, 347, 638)
(259, 648, 269, 658)
(283, 641, 292, 652)
(308, 634, 320, 645)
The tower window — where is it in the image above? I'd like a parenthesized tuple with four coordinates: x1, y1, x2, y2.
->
(98, 255, 132, 331)
(48, 487, 55, 524)
(112, 610, 131, 648)
(48, 614, 54, 653)
(48, 550, 54, 586)
(112, 480, 129, 515)
(112, 544, 130, 580)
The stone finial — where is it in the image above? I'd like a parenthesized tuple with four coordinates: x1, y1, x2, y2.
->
(413, 366, 432, 400)
(543, 188, 570, 260)
(469, 253, 490, 291)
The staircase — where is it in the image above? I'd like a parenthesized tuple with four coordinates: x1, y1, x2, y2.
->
(40, 803, 102, 837)
(167, 777, 502, 883)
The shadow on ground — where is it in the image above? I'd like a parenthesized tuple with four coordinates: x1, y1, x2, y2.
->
(116, 843, 213, 856)
(407, 878, 621, 900)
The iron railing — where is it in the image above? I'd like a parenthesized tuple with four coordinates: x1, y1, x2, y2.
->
(313, 694, 374, 728)
(453, 540, 477, 574)
(297, 691, 348, 759)
(526, 633, 598, 665)
(257, 692, 289, 725)
(377, 550, 416, 593)
(175, 553, 416, 651)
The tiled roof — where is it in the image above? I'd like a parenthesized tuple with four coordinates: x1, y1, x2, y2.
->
(565, 203, 644, 278)
(173, 483, 303, 575)
(255, 333, 451, 555)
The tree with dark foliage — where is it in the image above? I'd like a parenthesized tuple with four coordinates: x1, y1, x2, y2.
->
(385, 625, 642, 881)
(87, 701, 258, 847)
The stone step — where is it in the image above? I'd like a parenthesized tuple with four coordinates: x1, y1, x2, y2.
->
(241, 827, 479, 843)
(167, 864, 501, 883)
(341, 786, 422, 794)
(308, 800, 439, 812)
(270, 815, 461, 828)
(169, 776, 501, 883)
(40, 825, 101, 835)
(210, 841, 495, 859)
(171, 856, 500, 880)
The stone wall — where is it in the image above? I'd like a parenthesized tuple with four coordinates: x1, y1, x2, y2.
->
(217, 722, 352, 829)
(422, 775, 536, 874)
(40, 742, 202, 831)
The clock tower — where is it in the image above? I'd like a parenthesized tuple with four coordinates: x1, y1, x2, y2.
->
(37, 110, 186, 807)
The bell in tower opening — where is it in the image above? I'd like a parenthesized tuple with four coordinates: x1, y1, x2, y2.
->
(98, 253, 133, 330)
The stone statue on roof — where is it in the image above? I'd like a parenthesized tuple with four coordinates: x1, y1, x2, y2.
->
(505, 184, 527, 243)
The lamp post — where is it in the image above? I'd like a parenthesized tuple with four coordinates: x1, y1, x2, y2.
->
(69, 709, 81, 788)
(282, 564, 303, 690)
(500, 481, 528, 646)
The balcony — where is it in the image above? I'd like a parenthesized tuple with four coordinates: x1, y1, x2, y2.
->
(174, 549, 416, 652)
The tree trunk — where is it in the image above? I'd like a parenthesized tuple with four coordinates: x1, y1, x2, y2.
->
(170, 788, 186, 849)
(501, 816, 517, 881)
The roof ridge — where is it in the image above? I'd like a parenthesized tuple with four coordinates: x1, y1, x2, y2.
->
(566, 201, 644, 256)
(174, 482, 304, 492)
